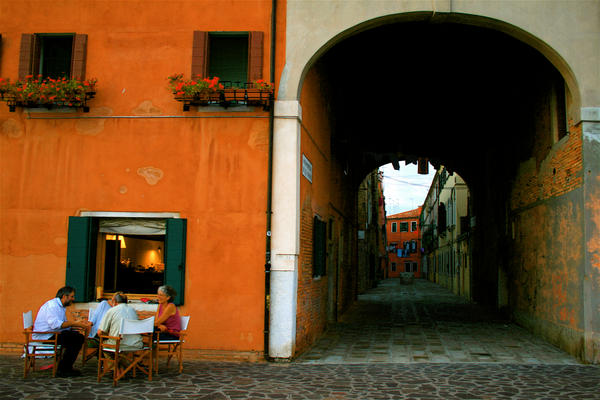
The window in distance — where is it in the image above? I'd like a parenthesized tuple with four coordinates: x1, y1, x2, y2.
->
(400, 222, 409, 232)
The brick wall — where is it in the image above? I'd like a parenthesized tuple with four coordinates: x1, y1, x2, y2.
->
(295, 195, 329, 354)
(510, 122, 583, 210)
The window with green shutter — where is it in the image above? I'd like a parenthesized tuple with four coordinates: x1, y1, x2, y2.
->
(19, 33, 87, 80)
(208, 33, 248, 85)
(65, 216, 187, 303)
(192, 31, 264, 84)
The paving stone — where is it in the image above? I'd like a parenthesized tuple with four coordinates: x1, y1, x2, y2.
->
(296, 279, 581, 366)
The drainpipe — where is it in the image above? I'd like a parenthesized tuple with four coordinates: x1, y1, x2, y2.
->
(264, 0, 277, 361)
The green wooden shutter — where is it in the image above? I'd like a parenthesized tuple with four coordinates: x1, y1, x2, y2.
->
(165, 218, 187, 305)
(65, 216, 97, 302)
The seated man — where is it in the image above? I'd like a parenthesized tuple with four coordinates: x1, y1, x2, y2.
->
(88, 291, 123, 338)
(97, 293, 142, 350)
(33, 286, 92, 377)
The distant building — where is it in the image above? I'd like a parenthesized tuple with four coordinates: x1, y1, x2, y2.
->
(386, 207, 422, 278)
(420, 167, 471, 299)
(357, 170, 389, 293)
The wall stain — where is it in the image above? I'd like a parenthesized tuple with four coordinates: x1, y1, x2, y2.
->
(137, 166, 163, 185)
(133, 100, 162, 116)
(75, 106, 113, 135)
(2, 118, 24, 138)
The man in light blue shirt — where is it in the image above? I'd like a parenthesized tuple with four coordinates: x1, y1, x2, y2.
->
(33, 286, 92, 377)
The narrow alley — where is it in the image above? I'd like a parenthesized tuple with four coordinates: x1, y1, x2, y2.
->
(296, 278, 578, 364)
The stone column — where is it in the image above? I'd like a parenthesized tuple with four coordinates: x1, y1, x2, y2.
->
(269, 100, 302, 360)
(582, 107, 600, 363)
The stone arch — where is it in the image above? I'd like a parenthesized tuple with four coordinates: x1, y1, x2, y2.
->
(286, 11, 582, 122)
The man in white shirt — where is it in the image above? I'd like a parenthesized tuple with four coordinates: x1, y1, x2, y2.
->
(98, 293, 142, 350)
(33, 286, 92, 377)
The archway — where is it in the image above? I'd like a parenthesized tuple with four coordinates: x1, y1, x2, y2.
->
(269, 10, 596, 364)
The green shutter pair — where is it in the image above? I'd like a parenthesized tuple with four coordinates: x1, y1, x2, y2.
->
(65, 217, 186, 305)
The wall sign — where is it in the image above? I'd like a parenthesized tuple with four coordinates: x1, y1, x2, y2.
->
(302, 154, 313, 183)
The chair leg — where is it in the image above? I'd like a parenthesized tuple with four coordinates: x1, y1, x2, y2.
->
(52, 352, 59, 378)
(23, 356, 29, 379)
(178, 343, 183, 373)
(148, 350, 153, 381)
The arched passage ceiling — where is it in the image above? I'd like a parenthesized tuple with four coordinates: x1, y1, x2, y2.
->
(311, 21, 563, 184)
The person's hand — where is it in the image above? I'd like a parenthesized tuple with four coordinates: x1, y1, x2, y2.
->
(78, 320, 92, 329)
(158, 324, 167, 332)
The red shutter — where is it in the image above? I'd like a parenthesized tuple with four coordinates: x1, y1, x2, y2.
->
(71, 34, 88, 80)
(191, 31, 208, 78)
(248, 31, 264, 81)
(18, 34, 35, 79)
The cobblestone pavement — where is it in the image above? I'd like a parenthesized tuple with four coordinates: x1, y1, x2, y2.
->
(2, 279, 599, 399)
(296, 279, 579, 364)
(1, 356, 599, 399)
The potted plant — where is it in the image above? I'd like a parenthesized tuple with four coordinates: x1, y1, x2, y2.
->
(168, 74, 224, 110)
(245, 79, 274, 107)
(168, 74, 273, 110)
(0, 75, 97, 112)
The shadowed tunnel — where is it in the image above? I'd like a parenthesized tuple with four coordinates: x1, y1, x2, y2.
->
(307, 20, 571, 309)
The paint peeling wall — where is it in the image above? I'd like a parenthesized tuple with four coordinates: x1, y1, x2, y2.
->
(0, 0, 283, 357)
(509, 123, 587, 359)
(581, 108, 600, 363)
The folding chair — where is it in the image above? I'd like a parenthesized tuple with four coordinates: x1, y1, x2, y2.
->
(22, 310, 62, 378)
(97, 316, 154, 386)
(81, 307, 99, 367)
(153, 315, 190, 374)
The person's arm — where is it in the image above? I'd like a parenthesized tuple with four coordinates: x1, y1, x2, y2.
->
(60, 319, 91, 329)
(155, 303, 176, 326)
(45, 303, 88, 330)
(62, 304, 92, 330)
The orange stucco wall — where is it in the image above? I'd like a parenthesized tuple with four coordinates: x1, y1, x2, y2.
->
(0, 0, 286, 356)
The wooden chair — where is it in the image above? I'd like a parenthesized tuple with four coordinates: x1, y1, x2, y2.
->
(153, 315, 190, 374)
(81, 307, 99, 367)
(97, 316, 154, 386)
(22, 310, 62, 378)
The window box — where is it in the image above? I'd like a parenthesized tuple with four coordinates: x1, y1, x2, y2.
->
(0, 76, 96, 112)
(168, 74, 273, 111)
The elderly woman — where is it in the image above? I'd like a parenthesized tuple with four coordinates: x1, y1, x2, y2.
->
(154, 285, 182, 340)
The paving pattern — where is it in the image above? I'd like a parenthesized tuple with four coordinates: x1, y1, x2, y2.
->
(1, 356, 599, 399)
(2, 278, 599, 399)
(296, 279, 579, 364)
